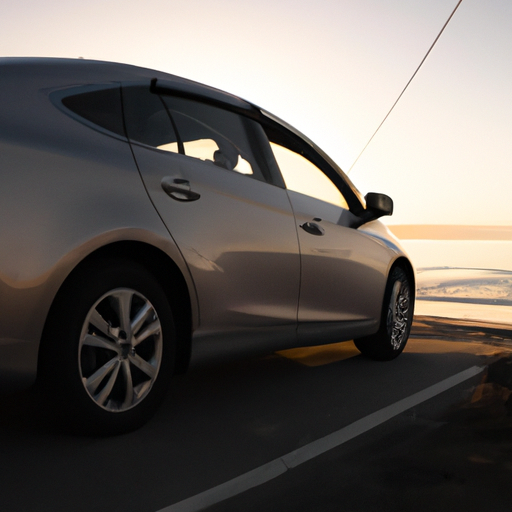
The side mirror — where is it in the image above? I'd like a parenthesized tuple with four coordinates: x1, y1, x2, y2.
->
(364, 192, 393, 220)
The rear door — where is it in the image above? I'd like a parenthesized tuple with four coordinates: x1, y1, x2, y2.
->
(121, 84, 300, 337)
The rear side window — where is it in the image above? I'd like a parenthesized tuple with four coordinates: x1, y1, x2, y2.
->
(122, 85, 273, 183)
(162, 96, 259, 177)
(60, 85, 126, 137)
(122, 86, 179, 150)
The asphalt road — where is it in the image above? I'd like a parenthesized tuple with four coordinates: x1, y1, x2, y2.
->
(0, 337, 509, 512)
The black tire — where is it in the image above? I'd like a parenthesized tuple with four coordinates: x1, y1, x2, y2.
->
(39, 259, 175, 435)
(354, 266, 413, 361)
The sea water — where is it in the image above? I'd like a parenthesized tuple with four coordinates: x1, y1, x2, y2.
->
(400, 240, 512, 326)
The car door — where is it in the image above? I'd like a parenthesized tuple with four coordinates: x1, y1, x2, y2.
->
(121, 84, 300, 337)
(269, 142, 391, 342)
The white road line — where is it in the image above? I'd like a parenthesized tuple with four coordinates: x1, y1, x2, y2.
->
(159, 365, 484, 512)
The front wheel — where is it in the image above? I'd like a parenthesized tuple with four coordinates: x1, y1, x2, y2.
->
(354, 266, 413, 361)
(39, 260, 175, 435)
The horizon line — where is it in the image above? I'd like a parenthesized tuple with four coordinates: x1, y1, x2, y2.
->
(388, 224, 512, 241)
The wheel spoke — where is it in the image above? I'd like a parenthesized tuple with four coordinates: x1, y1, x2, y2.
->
(95, 360, 122, 407)
(131, 301, 153, 337)
(390, 281, 402, 326)
(82, 333, 120, 354)
(133, 320, 161, 347)
(121, 359, 134, 408)
(128, 353, 157, 379)
(114, 291, 133, 335)
(388, 280, 410, 349)
(134, 380, 152, 400)
(84, 357, 119, 396)
(89, 309, 111, 338)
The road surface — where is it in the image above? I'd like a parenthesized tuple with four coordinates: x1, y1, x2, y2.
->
(0, 336, 510, 512)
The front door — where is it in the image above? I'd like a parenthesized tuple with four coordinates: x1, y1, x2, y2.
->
(269, 143, 389, 341)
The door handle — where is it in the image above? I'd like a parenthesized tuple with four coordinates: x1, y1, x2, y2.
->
(161, 177, 200, 202)
(300, 221, 325, 236)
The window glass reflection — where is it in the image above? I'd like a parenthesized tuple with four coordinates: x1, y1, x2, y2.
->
(270, 142, 349, 209)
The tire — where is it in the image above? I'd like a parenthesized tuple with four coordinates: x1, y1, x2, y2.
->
(39, 259, 175, 435)
(354, 266, 413, 361)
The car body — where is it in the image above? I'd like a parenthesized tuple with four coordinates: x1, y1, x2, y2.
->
(0, 57, 414, 433)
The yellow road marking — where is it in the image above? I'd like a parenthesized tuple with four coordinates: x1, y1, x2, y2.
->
(276, 340, 359, 366)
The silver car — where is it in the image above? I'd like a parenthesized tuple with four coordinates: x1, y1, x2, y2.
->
(0, 57, 414, 434)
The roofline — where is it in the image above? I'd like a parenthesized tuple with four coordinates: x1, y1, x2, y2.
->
(1, 57, 366, 214)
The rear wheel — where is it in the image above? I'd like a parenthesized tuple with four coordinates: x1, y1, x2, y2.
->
(40, 260, 175, 435)
(354, 266, 413, 361)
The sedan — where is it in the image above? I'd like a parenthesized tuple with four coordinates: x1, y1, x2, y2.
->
(0, 57, 414, 434)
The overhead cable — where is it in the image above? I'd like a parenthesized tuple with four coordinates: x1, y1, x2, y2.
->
(347, 0, 464, 174)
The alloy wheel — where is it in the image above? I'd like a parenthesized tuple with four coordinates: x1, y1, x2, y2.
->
(78, 288, 163, 412)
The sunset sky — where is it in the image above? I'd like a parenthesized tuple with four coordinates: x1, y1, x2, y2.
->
(2, 0, 511, 230)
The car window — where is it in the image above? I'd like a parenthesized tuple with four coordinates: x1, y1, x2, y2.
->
(59, 85, 126, 138)
(158, 111, 255, 175)
(270, 142, 349, 209)
(161, 96, 268, 181)
(122, 88, 180, 151)
(122, 86, 273, 183)
(160, 139, 255, 175)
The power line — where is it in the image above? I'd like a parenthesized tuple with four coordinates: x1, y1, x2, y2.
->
(347, 0, 464, 174)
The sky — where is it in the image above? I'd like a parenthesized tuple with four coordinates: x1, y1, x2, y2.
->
(2, 0, 512, 229)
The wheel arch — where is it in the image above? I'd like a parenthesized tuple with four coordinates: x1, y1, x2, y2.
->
(38, 241, 193, 378)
